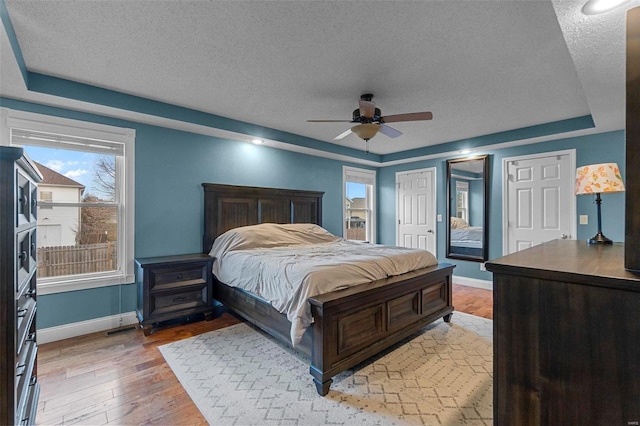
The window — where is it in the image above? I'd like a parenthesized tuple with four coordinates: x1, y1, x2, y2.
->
(39, 190, 53, 209)
(343, 166, 376, 243)
(455, 181, 469, 222)
(1, 108, 135, 295)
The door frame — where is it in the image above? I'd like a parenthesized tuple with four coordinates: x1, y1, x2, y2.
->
(395, 167, 437, 250)
(501, 149, 576, 255)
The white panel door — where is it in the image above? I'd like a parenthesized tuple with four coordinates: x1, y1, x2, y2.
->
(504, 151, 575, 254)
(396, 168, 436, 255)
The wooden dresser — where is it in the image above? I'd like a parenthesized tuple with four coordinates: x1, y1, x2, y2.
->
(1, 147, 42, 425)
(136, 253, 214, 335)
(486, 240, 640, 425)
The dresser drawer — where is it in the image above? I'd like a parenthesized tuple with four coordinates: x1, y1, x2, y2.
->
(16, 229, 32, 289)
(20, 381, 39, 426)
(16, 169, 38, 227)
(15, 338, 37, 421)
(148, 285, 208, 317)
(149, 263, 209, 291)
(17, 272, 36, 306)
(16, 292, 36, 356)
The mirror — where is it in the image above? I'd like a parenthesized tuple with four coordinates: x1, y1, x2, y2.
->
(446, 155, 489, 262)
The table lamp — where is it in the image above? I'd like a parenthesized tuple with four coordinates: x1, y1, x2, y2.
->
(575, 163, 625, 244)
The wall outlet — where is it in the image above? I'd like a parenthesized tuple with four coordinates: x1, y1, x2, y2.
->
(437, 214, 442, 222)
(580, 215, 588, 225)
(480, 263, 486, 271)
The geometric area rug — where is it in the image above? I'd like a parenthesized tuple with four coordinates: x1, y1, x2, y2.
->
(159, 311, 493, 425)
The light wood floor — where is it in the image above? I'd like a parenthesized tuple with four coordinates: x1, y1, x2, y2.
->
(36, 284, 492, 425)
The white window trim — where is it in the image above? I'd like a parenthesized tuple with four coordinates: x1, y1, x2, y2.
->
(343, 166, 376, 243)
(1, 108, 135, 295)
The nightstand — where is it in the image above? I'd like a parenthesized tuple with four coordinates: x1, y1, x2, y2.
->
(135, 253, 215, 335)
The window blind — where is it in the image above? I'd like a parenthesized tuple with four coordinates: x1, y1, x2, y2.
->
(11, 129, 125, 156)
(344, 167, 376, 185)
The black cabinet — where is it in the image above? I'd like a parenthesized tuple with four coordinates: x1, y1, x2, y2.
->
(136, 254, 214, 335)
(1, 147, 42, 426)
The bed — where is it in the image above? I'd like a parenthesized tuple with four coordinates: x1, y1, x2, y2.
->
(449, 217, 484, 257)
(202, 183, 455, 396)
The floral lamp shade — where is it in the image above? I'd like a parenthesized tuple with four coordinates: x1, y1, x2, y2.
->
(575, 163, 625, 195)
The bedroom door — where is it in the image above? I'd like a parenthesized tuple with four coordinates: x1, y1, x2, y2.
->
(396, 168, 436, 255)
(503, 150, 576, 254)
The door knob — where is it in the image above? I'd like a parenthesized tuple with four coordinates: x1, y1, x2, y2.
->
(427, 229, 434, 234)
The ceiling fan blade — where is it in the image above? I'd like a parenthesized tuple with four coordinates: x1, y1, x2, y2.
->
(359, 100, 376, 118)
(307, 119, 353, 123)
(334, 129, 352, 140)
(379, 124, 403, 138)
(381, 111, 433, 123)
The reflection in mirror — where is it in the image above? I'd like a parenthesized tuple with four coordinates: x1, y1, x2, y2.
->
(446, 155, 489, 262)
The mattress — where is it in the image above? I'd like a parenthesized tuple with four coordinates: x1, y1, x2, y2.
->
(451, 226, 483, 248)
(209, 223, 438, 345)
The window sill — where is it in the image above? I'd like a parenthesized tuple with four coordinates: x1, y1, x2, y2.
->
(37, 273, 134, 295)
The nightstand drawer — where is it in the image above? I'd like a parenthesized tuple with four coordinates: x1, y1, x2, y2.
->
(149, 264, 208, 291)
(148, 285, 208, 317)
(136, 254, 214, 334)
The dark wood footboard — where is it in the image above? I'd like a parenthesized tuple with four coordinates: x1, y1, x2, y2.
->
(307, 263, 454, 395)
(213, 263, 454, 396)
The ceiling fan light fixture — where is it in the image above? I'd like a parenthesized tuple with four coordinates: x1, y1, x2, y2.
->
(582, 0, 630, 15)
(351, 123, 380, 140)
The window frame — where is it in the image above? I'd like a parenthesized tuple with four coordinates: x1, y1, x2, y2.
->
(343, 166, 376, 243)
(1, 108, 135, 295)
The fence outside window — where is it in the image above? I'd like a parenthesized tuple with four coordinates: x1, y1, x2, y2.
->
(37, 242, 117, 278)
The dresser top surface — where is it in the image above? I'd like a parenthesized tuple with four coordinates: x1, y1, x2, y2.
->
(486, 240, 640, 291)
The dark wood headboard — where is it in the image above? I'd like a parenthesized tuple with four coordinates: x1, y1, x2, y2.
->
(202, 183, 324, 253)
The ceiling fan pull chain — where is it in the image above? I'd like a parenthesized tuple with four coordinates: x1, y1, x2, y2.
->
(365, 139, 369, 154)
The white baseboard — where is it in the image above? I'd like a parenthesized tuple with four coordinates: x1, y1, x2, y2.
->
(452, 275, 493, 291)
(38, 311, 139, 344)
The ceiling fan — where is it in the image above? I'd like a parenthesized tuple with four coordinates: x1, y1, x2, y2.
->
(307, 94, 433, 153)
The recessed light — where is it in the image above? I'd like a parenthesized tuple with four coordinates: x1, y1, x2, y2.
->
(251, 138, 264, 145)
(582, 0, 630, 15)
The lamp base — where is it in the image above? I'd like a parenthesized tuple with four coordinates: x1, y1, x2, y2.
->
(587, 231, 613, 245)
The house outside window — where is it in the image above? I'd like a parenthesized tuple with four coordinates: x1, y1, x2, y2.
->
(38, 190, 53, 209)
(0, 108, 135, 294)
(343, 166, 376, 243)
(34, 163, 85, 247)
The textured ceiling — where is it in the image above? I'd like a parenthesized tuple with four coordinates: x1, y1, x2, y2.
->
(1, 0, 637, 156)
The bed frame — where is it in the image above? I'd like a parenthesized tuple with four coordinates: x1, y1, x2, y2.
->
(202, 183, 455, 396)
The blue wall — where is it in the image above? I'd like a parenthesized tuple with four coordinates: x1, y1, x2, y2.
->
(134, 124, 349, 258)
(378, 130, 626, 281)
(1, 98, 364, 328)
(1, 97, 626, 329)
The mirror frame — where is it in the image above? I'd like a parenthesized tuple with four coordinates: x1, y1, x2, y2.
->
(446, 155, 490, 262)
